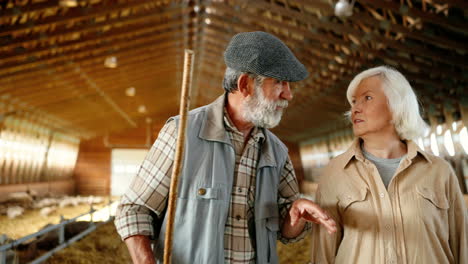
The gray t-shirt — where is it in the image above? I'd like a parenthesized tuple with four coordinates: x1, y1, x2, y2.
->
(362, 146, 405, 189)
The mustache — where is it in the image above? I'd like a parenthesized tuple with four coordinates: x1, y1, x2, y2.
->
(275, 100, 288, 108)
(264, 99, 288, 111)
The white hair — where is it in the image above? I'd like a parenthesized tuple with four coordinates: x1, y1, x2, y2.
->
(222, 67, 265, 93)
(346, 65, 428, 140)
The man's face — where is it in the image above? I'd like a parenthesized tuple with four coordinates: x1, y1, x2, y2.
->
(241, 77, 292, 128)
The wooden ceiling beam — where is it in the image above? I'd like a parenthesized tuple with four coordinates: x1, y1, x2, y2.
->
(0, 30, 198, 80)
(16, 64, 179, 100)
(220, 0, 467, 70)
(2, 49, 183, 93)
(8, 62, 180, 101)
(23, 76, 177, 114)
(0, 4, 191, 51)
(0, 10, 193, 63)
(41, 87, 179, 126)
(0, 0, 176, 37)
(0, 40, 187, 86)
(208, 3, 349, 46)
(0, 0, 59, 19)
(0, 24, 196, 76)
(357, 0, 467, 35)
(260, 0, 467, 54)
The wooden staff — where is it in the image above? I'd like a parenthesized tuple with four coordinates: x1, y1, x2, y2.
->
(163, 49, 195, 264)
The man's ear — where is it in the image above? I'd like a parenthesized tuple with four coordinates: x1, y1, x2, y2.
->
(237, 74, 252, 97)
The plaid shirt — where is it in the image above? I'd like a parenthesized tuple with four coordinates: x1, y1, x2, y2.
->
(115, 107, 309, 263)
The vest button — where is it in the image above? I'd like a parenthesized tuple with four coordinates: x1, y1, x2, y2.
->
(198, 188, 206, 195)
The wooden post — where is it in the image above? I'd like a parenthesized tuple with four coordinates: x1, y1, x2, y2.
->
(163, 49, 194, 264)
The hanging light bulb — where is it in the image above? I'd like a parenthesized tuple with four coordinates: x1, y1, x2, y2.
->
(436, 124, 443, 135)
(334, 0, 355, 17)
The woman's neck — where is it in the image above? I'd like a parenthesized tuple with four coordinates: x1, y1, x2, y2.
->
(361, 133, 407, 159)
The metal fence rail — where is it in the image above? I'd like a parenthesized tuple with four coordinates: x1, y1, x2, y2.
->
(0, 200, 115, 264)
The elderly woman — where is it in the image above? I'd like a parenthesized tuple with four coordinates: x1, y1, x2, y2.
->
(310, 66, 467, 263)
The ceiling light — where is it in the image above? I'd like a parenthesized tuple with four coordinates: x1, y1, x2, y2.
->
(104, 56, 117, 68)
(138, 105, 147, 114)
(194, 5, 200, 13)
(436, 124, 443, 135)
(60, 0, 78, 7)
(204, 18, 211, 25)
(125, 87, 136, 97)
(334, 0, 355, 17)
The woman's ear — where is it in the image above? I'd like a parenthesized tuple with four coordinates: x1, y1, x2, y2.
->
(237, 74, 252, 97)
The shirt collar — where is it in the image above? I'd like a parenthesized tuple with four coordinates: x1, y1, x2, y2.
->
(339, 137, 432, 169)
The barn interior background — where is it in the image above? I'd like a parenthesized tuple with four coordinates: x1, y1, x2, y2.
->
(0, 0, 466, 263)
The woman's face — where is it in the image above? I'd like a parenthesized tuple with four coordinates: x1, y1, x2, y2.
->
(350, 76, 394, 138)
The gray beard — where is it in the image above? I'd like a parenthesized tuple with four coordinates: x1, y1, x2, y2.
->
(241, 84, 288, 129)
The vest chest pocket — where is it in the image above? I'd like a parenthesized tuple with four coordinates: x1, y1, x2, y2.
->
(177, 179, 223, 201)
(195, 187, 219, 200)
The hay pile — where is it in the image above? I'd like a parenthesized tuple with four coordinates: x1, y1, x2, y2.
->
(0, 199, 109, 239)
(44, 221, 312, 264)
(278, 234, 312, 264)
(46, 222, 131, 264)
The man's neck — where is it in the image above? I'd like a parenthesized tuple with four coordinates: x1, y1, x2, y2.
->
(361, 132, 407, 159)
(226, 93, 254, 139)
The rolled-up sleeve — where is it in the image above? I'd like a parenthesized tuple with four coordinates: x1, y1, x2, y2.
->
(114, 121, 176, 240)
(277, 157, 312, 244)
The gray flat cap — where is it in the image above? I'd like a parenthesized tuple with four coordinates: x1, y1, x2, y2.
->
(224, 31, 308, 82)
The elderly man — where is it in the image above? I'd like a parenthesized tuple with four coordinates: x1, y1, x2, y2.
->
(115, 31, 336, 264)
